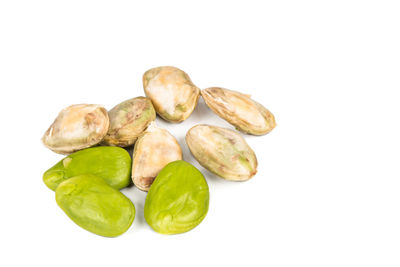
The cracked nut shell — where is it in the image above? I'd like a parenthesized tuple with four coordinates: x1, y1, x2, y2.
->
(131, 122, 182, 191)
(42, 104, 109, 154)
(102, 97, 156, 147)
(186, 124, 257, 181)
(201, 87, 276, 135)
(143, 66, 200, 122)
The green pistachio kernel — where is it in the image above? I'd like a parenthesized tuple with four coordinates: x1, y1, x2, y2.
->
(144, 160, 209, 234)
(56, 174, 135, 237)
(43, 146, 131, 191)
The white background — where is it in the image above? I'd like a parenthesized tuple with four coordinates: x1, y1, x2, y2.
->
(1, 1, 399, 266)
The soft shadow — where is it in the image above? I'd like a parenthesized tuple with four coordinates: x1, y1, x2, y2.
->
(186, 98, 234, 128)
(121, 186, 147, 232)
(124, 145, 134, 158)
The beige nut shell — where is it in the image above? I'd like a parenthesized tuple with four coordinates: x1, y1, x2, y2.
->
(42, 104, 109, 154)
(143, 66, 200, 122)
(131, 122, 182, 191)
(201, 87, 276, 135)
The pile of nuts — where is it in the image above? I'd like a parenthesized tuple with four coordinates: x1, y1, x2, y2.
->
(42, 66, 276, 237)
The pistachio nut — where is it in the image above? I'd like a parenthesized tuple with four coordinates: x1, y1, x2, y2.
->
(144, 160, 209, 234)
(201, 87, 276, 135)
(143, 66, 200, 122)
(186, 124, 257, 181)
(43, 146, 131, 191)
(131, 122, 182, 191)
(56, 174, 135, 237)
(42, 104, 109, 154)
(102, 97, 156, 147)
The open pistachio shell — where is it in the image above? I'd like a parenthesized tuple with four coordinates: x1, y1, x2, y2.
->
(42, 104, 109, 154)
(102, 97, 156, 147)
(143, 66, 200, 122)
(186, 124, 257, 181)
(131, 122, 182, 191)
(201, 87, 276, 135)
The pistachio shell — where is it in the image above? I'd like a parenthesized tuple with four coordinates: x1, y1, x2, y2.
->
(56, 174, 135, 237)
(186, 124, 257, 181)
(42, 104, 109, 154)
(131, 122, 182, 191)
(143, 66, 200, 122)
(43, 146, 131, 191)
(102, 97, 156, 147)
(144, 160, 209, 234)
(201, 87, 276, 135)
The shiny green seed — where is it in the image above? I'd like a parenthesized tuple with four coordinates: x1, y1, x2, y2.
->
(43, 146, 131, 191)
(144, 160, 209, 234)
(56, 174, 135, 237)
